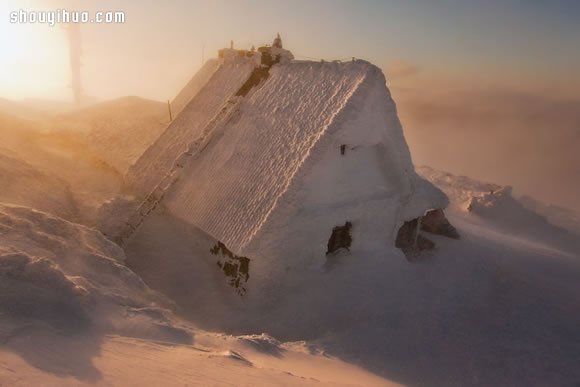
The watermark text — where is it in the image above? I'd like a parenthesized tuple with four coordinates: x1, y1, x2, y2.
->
(9, 9, 125, 26)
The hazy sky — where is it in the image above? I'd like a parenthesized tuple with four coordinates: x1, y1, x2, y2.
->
(1, 0, 579, 209)
(1, 0, 579, 101)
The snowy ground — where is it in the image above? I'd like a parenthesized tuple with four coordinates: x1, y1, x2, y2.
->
(1, 162, 579, 386)
(1, 166, 579, 385)
(0, 203, 391, 386)
(122, 177, 580, 386)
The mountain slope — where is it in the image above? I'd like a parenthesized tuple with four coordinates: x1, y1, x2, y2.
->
(0, 110, 123, 223)
(54, 97, 168, 174)
(0, 149, 77, 219)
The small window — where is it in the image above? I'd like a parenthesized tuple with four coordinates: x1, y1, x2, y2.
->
(326, 221, 353, 255)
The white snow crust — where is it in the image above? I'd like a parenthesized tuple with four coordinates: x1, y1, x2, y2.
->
(162, 60, 446, 255)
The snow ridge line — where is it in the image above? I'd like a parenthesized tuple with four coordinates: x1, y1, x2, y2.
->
(115, 60, 275, 247)
(236, 70, 370, 250)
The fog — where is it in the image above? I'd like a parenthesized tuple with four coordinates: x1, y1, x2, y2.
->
(396, 86, 580, 211)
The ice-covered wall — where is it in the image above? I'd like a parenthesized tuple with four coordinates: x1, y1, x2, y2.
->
(164, 61, 369, 252)
(239, 63, 447, 284)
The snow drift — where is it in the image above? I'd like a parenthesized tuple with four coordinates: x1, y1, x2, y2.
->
(418, 166, 580, 256)
(0, 203, 191, 346)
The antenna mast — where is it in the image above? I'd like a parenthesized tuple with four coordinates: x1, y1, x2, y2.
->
(66, 23, 82, 105)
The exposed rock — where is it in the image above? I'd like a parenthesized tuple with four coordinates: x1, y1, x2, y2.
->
(421, 209, 460, 239)
(395, 218, 435, 260)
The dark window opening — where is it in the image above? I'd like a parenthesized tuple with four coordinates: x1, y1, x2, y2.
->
(340, 144, 346, 155)
(326, 221, 353, 255)
(210, 241, 250, 296)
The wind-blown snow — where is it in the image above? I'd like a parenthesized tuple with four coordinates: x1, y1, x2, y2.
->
(0, 111, 124, 224)
(55, 97, 168, 174)
(520, 194, 580, 236)
(170, 59, 220, 117)
(0, 202, 191, 346)
(418, 165, 580, 255)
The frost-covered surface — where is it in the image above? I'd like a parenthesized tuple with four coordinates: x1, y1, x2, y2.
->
(2, 125, 580, 387)
(164, 60, 446, 258)
(127, 58, 256, 194)
(170, 59, 220, 116)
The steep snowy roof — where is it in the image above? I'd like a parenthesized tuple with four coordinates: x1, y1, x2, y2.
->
(162, 60, 446, 253)
(127, 57, 256, 193)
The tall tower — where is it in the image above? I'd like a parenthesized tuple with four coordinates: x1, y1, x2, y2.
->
(66, 23, 82, 106)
